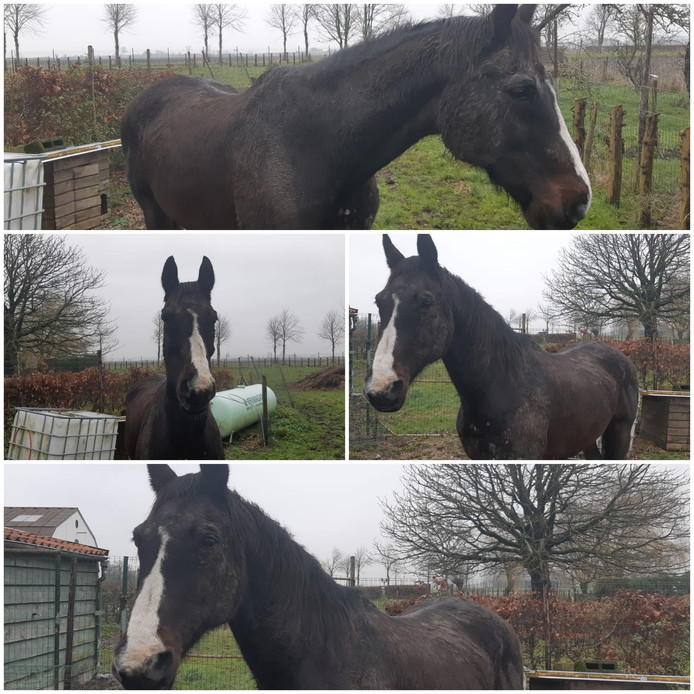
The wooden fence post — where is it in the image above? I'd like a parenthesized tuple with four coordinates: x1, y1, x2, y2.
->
(146, 48, 151, 71)
(583, 102, 599, 169)
(572, 98, 587, 158)
(637, 112, 659, 228)
(606, 105, 625, 206)
(680, 127, 690, 230)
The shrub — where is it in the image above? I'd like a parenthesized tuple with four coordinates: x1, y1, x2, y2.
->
(4, 65, 177, 146)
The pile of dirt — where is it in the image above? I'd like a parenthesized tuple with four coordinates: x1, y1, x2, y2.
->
(293, 366, 344, 391)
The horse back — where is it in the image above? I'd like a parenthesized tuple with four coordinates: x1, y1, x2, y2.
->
(393, 598, 523, 689)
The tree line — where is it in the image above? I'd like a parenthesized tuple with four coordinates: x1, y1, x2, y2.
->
(4, 235, 344, 376)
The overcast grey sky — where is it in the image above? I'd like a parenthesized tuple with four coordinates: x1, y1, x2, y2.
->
(70, 232, 345, 360)
(17, 3, 443, 59)
(350, 231, 578, 332)
(4, 462, 405, 579)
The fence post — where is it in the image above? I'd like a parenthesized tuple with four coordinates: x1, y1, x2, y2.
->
(146, 48, 151, 71)
(606, 105, 625, 206)
(583, 102, 599, 169)
(262, 376, 269, 446)
(637, 112, 659, 228)
(680, 127, 690, 229)
(572, 98, 587, 158)
(119, 556, 129, 635)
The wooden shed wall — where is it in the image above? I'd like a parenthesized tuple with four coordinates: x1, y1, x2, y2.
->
(4, 551, 103, 690)
(640, 394, 690, 451)
(41, 150, 110, 230)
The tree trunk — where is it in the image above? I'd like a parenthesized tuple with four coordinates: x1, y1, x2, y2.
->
(114, 31, 120, 68)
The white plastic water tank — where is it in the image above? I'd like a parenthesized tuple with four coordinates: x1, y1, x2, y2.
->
(210, 384, 277, 439)
(8, 408, 119, 460)
(4, 153, 46, 230)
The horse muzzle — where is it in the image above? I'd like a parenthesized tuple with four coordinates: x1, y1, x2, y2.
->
(112, 649, 178, 690)
(177, 378, 216, 416)
(364, 378, 407, 412)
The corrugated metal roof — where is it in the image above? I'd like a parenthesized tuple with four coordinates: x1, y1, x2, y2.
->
(5, 506, 78, 536)
(4, 527, 108, 556)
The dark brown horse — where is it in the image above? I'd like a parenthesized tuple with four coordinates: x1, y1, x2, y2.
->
(111, 465, 524, 689)
(121, 5, 590, 230)
(364, 235, 639, 460)
(124, 258, 223, 460)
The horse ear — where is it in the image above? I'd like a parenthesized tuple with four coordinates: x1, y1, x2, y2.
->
(198, 256, 215, 297)
(517, 5, 536, 25)
(488, 4, 518, 47)
(148, 464, 177, 494)
(161, 256, 179, 299)
(417, 234, 439, 276)
(199, 464, 230, 493)
(383, 235, 405, 269)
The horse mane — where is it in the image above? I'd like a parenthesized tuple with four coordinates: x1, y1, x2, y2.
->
(228, 488, 365, 650)
(440, 266, 534, 377)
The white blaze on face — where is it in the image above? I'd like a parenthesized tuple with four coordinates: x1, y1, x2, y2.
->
(366, 295, 400, 393)
(546, 79, 592, 211)
(119, 529, 169, 669)
(188, 309, 215, 391)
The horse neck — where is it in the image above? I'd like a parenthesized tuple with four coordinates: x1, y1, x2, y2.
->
(228, 497, 361, 686)
(298, 25, 448, 180)
(441, 274, 528, 403)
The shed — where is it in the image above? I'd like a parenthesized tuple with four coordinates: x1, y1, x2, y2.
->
(640, 391, 690, 452)
(4, 528, 109, 690)
(5, 507, 98, 548)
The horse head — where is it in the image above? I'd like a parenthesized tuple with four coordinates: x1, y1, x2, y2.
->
(438, 5, 591, 229)
(364, 235, 454, 412)
(112, 465, 238, 689)
(160, 256, 218, 416)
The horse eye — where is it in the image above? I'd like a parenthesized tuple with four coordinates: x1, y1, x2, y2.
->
(508, 84, 536, 101)
(200, 536, 217, 549)
(420, 296, 435, 308)
(161, 309, 173, 323)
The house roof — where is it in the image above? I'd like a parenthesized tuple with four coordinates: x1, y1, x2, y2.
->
(5, 506, 79, 537)
(4, 527, 108, 557)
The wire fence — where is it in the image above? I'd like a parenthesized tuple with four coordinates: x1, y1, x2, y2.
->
(95, 556, 689, 689)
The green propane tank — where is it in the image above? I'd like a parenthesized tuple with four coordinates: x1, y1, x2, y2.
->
(210, 384, 277, 439)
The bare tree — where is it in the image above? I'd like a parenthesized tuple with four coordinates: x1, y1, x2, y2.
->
(295, 4, 314, 58)
(536, 303, 558, 334)
(271, 308, 304, 362)
(380, 464, 690, 598)
(356, 4, 409, 41)
(152, 312, 164, 365)
(266, 316, 282, 361)
(312, 4, 357, 49)
(543, 234, 690, 339)
(4, 235, 110, 375)
(103, 4, 137, 68)
(317, 309, 344, 360)
(584, 4, 619, 52)
(192, 4, 215, 58)
(210, 3, 247, 65)
(372, 540, 402, 585)
(440, 4, 471, 19)
(4, 4, 46, 64)
(215, 314, 231, 367)
(322, 547, 345, 577)
(266, 4, 298, 59)
(353, 546, 372, 585)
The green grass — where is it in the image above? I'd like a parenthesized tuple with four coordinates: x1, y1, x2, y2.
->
(174, 627, 256, 690)
(225, 390, 345, 460)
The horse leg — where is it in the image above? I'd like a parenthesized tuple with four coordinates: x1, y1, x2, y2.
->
(581, 441, 603, 459)
(600, 418, 634, 460)
(136, 188, 181, 230)
(330, 177, 380, 229)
